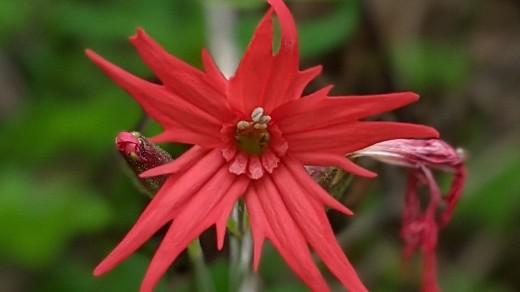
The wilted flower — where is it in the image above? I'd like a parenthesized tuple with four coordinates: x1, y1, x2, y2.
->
(86, 0, 438, 291)
(353, 139, 466, 292)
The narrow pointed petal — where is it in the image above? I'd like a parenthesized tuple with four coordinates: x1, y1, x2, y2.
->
(268, 0, 298, 63)
(148, 127, 224, 148)
(270, 85, 333, 121)
(287, 121, 439, 155)
(139, 172, 249, 292)
(244, 186, 270, 270)
(284, 65, 322, 102)
(229, 9, 274, 113)
(140, 146, 208, 178)
(215, 212, 228, 251)
(256, 177, 330, 292)
(273, 163, 368, 292)
(275, 92, 420, 134)
(229, 0, 306, 112)
(215, 182, 248, 250)
(94, 150, 224, 276)
(85, 49, 224, 147)
(292, 152, 377, 178)
(285, 157, 354, 216)
(129, 29, 234, 121)
(201, 48, 227, 90)
(263, 0, 300, 110)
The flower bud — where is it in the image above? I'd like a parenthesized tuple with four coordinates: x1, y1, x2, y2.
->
(115, 131, 173, 194)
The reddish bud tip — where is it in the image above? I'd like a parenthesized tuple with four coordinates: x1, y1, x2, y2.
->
(116, 131, 140, 157)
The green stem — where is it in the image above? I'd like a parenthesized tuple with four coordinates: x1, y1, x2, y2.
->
(229, 202, 257, 292)
(187, 239, 216, 292)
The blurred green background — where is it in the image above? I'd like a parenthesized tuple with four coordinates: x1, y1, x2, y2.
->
(0, 0, 519, 291)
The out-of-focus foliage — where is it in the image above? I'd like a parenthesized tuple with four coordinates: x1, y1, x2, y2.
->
(391, 42, 469, 92)
(0, 0, 519, 291)
(0, 170, 110, 267)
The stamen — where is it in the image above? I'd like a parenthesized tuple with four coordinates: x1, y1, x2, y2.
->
(260, 115, 271, 123)
(254, 123, 268, 130)
(236, 120, 251, 130)
(251, 107, 265, 122)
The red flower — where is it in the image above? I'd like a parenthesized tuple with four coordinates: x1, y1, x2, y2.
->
(86, 1, 438, 291)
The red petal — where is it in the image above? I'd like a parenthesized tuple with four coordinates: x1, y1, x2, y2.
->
(139, 146, 209, 178)
(273, 163, 368, 292)
(270, 84, 332, 121)
(255, 177, 330, 292)
(139, 171, 249, 292)
(292, 152, 377, 178)
(85, 49, 224, 147)
(201, 48, 227, 91)
(215, 210, 229, 251)
(284, 156, 354, 216)
(284, 65, 322, 103)
(93, 150, 224, 276)
(148, 127, 224, 148)
(230, 0, 305, 113)
(262, 0, 301, 111)
(229, 9, 274, 114)
(275, 92, 420, 134)
(129, 29, 234, 121)
(287, 121, 439, 155)
(244, 186, 270, 270)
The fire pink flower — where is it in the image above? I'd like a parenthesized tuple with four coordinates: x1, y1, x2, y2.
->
(86, 1, 438, 291)
(353, 139, 466, 292)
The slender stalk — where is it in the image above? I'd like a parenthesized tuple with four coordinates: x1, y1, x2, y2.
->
(187, 239, 216, 292)
(229, 202, 257, 292)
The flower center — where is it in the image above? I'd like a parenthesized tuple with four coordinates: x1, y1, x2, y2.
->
(235, 107, 271, 155)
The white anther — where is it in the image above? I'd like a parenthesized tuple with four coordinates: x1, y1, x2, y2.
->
(251, 107, 265, 122)
(237, 120, 251, 130)
(259, 115, 271, 124)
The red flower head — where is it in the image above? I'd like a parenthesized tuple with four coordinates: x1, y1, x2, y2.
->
(86, 1, 438, 291)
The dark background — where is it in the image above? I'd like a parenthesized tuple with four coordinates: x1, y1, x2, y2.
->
(0, 0, 519, 291)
